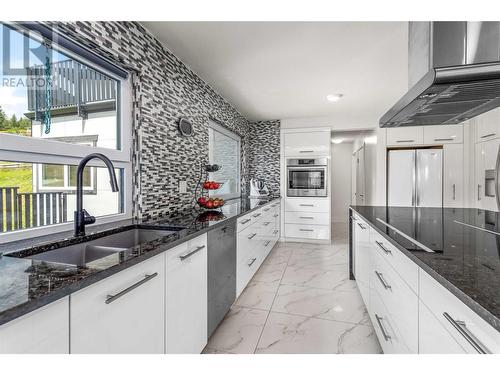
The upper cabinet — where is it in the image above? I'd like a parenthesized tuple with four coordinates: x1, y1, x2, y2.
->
(423, 124, 463, 145)
(284, 130, 330, 157)
(386, 127, 424, 147)
(475, 107, 500, 142)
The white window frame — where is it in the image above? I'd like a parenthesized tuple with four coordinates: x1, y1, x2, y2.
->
(0, 25, 133, 244)
(208, 120, 241, 200)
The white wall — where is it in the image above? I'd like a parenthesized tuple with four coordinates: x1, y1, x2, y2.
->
(281, 116, 376, 132)
(331, 142, 352, 223)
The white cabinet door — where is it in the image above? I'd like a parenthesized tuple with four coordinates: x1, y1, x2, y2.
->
(419, 300, 467, 354)
(0, 297, 69, 354)
(166, 234, 207, 354)
(386, 126, 424, 147)
(475, 107, 500, 142)
(475, 138, 500, 210)
(443, 144, 464, 207)
(284, 131, 330, 157)
(70, 254, 165, 354)
(423, 124, 463, 145)
(353, 215, 370, 308)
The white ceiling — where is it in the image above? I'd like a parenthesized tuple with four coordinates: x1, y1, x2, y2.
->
(142, 22, 408, 127)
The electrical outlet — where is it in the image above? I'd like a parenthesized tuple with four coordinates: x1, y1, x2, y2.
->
(179, 180, 187, 194)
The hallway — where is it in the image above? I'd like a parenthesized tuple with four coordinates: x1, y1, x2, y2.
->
(203, 226, 382, 354)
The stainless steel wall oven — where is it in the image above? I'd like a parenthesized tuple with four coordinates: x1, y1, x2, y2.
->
(287, 158, 328, 197)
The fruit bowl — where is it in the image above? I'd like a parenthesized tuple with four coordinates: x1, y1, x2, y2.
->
(199, 181, 224, 190)
(197, 197, 225, 209)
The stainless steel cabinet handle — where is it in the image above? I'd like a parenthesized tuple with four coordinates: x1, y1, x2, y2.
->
(374, 314, 391, 341)
(357, 222, 367, 229)
(478, 184, 482, 201)
(273, 230, 279, 234)
(375, 240, 392, 254)
(299, 229, 314, 232)
(264, 208, 270, 212)
(248, 257, 257, 267)
(480, 133, 496, 139)
(263, 222, 271, 226)
(443, 312, 489, 354)
(453, 184, 456, 201)
(299, 204, 314, 207)
(264, 240, 271, 246)
(253, 213, 261, 218)
(248, 233, 257, 239)
(374, 270, 392, 290)
(273, 214, 279, 217)
(299, 150, 314, 153)
(241, 219, 251, 224)
(299, 216, 314, 219)
(434, 138, 454, 142)
(396, 139, 414, 143)
(105, 273, 158, 304)
(180, 245, 206, 261)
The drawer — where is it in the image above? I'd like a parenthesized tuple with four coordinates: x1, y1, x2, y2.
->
(419, 300, 467, 354)
(369, 287, 410, 354)
(237, 223, 262, 266)
(284, 223, 330, 240)
(369, 229, 418, 293)
(237, 209, 262, 232)
(285, 211, 329, 225)
(386, 126, 424, 147)
(236, 251, 262, 296)
(419, 269, 500, 354)
(370, 249, 418, 353)
(284, 198, 329, 213)
(423, 124, 463, 145)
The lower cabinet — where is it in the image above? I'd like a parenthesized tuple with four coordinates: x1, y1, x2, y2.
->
(166, 234, 208, 354)
(70, 254, 165, 354)
(0, 297, 69, 354)
(352, 215, 370, 308)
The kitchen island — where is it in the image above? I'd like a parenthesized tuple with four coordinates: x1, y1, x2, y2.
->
(349, 205, 500, 353)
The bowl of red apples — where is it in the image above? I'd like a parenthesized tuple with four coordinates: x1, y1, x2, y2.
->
(197, 196, 225, 209)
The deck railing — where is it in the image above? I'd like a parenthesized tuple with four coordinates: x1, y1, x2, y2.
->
(0, 187, 67, 233)
(26, 59, 117, 113)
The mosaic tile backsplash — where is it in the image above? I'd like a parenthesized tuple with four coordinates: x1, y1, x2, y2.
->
(45, 22, 281, 220)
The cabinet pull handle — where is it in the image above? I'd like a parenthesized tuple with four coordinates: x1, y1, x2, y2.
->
(248, 257, 257, 267)
(375, 240, 392, 254)
(478, 184, 482, 201)
(299, 150, 314, 153)
(443, 312, 489, 354)
(374, 270, 392, 290)
(480, 133, 496, 139)
(241, 219, 251, 224)
(374, 314, 391, 341)
(273, 214, 279, 217)
(452, 184, 456, 201)
(299, 204, 314, 207)
(299, 229, 314, 232)
(264, 208, 270, 212)
(273, 230, 279, 234)
(434, 138, 454, 142)
(248, 233, 257, 239)
(357, 222, 367, 229)
(264, 240, 271, 246)
(105, 273, 158, 304)
(396, 139, 414, 143)
(299, 216, 314, 219)
(253, 213, 261, 218)
(180, 245, 206, 261)
(263, 222, 271, 226)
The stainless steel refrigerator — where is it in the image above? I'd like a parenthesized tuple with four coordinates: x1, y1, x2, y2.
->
(387, 149, 443, 207)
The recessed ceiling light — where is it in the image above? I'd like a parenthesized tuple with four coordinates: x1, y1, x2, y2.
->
(327, 94, 343, 102)
(332, 138, 343, 144)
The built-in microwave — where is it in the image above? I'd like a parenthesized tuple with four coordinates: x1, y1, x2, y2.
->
(287, 158, 328, 197)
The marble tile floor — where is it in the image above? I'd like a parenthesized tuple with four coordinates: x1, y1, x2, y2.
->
(203, 224, 382, 354)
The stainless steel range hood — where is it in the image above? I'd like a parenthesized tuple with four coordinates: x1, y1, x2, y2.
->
(380, 22, 500, 128)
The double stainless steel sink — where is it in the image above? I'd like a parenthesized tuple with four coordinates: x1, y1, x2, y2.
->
(9, 228, 181, 267)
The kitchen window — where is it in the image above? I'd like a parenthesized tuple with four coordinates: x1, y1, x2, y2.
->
(208, 120, 241, 200)
(0, 23, 132, 242)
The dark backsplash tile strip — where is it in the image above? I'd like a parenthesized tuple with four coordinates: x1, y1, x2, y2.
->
(248, 120, 281, 196)
(41, 22, 280, 222)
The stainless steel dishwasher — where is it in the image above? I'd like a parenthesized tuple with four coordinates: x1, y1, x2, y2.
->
(207, 220, 237, 337)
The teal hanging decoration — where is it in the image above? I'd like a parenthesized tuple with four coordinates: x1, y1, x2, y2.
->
(43, 53, 52, 134)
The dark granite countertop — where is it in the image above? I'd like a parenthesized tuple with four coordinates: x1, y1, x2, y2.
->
(0, 196, 280, 326)
(350, 205, 500, 332)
